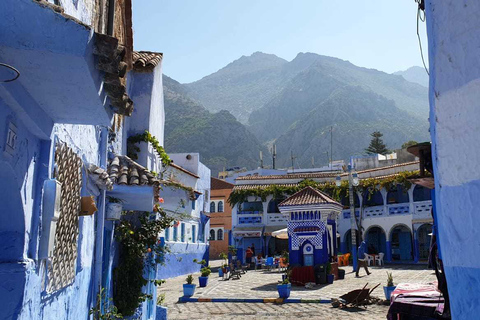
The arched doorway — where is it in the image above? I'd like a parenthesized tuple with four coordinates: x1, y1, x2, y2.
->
(417, 224, 432, 260)
(344, 229, 362, 254)
(390, 225, 413, 261)
(365, 226, 387, 255)
(387, 185, 409, 204)
(363, 189, 383, 207)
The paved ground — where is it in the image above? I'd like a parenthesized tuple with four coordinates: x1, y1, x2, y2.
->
(158, 260, 437, 320)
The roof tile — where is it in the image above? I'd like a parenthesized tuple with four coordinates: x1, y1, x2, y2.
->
(279, 186, 341, 207)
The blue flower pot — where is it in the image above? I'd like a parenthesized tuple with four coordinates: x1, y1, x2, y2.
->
(199, 276, 208, 287)
(384, 286, 396, 300)
(327, 274, 334, 284)
(277, 283, 291, 299)
(219, 269, 224, 277)
(183, 284, 196, 297)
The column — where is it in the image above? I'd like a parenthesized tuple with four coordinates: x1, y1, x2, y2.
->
(386, 241, 392, 262)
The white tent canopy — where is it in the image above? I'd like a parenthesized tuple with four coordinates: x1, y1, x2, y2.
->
(272, 228, 288, 240)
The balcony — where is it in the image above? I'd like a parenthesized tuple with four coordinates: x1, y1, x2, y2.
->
(364, 206, 386, 218)
(266, 213, 288, 225)
(238, 210, 263, 215)
(388, 203, 410, 215)
(342, 209, 360, 219)
(238, 214, 262, 225)
(414, 200, 433, 219)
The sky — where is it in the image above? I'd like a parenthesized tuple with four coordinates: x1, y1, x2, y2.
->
(133, 0, 428, 84)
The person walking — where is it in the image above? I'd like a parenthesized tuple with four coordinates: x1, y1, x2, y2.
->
(356, 240, 371, 277)
(245, 247, 253, 264)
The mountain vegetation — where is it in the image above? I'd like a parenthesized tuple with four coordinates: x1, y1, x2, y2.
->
(163, 52, 431, 172)
(163, 76, 267, 174)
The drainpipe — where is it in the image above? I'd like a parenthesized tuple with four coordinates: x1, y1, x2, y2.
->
(107, 0, 115, 36)
(92, 127, 108, 306)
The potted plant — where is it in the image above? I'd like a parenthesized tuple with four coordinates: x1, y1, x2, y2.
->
(219, 252, 228, 277)
(183, 274, 196, 297)
(194, 259, 211, 287)
(326, 262, 334, 284)
(228, 245, 237, 261)
(106, 197, 124, 220)
(384, 272, 396, 300)
(277, 276, 291, 299)
(338, 268, 346, 280)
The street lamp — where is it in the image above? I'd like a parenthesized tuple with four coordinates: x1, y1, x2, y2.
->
(336, 165, 359, 272)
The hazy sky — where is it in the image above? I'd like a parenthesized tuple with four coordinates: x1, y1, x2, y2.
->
(133, 0, 428, 84)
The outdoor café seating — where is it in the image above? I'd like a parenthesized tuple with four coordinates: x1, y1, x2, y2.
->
(375, 252, 384, 266)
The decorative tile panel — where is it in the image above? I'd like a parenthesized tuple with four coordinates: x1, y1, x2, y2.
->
(288, 220, 325, 250)
(47, 142, 82, 292)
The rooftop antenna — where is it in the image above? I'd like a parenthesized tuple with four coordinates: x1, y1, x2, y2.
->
(312, 156, 315, 168)
(260, 151, 263, 169)
(330, 126, 333, 167)
(272, 144, 277, 169)
(291, 151, 297, 172)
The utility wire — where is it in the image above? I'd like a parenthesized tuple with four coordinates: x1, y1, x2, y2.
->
(415, 0, 429, 76)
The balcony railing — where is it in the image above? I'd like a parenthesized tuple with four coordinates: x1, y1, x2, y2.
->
(266, 213, 288, 225)
(414, 200, 433, 218)
(342, 209, 360, 219)
(237, 210, 263, 215)
(238, 214, 262, 224)
(388, 203, 410, 215)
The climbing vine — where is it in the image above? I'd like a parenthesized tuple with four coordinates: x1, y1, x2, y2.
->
(113, 209, 173, 316)
(127, 130, 171, 166)
(228, 170, 427, 206)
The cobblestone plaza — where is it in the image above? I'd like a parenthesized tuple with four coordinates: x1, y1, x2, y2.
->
(159, 261, 437, 319)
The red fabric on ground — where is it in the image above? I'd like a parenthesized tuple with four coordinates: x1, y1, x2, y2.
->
(290, 266, 315, 286)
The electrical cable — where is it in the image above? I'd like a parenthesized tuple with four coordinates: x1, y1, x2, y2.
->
(0, 63, 20, 83)
(415, 1, 429, 76)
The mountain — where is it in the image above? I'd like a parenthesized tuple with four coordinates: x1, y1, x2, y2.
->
(184, 52, 288, 124)
(163, 75, 267, 174)
(393, 66, 429, 88)
(273, 85, 429, 168)
(186, 52, 429, 129)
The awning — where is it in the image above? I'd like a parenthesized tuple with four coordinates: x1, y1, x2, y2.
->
(107, 185, 154, 212)
(233, 226, 263, 238)
(272, 228, 288, 240)
(264, 226, 287, 236)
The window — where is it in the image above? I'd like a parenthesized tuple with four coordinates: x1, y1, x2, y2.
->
(173, 225, 178, 241)
(192, 225, 196, 243)
(209, 229, 215, 241)
(181, 223, 185, 242)
(165, 227, 170, 241)
(217, 229, 223, 241)
(218, 201, 224, 212)
(210, 201, 216, 213)
(192, 199, 196, 210)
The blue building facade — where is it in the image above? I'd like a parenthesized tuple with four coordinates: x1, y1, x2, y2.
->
(425, 1, 480, 318)
(0, 1, 188, 319)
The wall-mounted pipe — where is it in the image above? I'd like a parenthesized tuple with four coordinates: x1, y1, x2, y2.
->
(107, 0, 115, 36)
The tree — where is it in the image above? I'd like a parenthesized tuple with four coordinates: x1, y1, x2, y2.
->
(401, 140, 418, 149)
(365, 131, 388, 155)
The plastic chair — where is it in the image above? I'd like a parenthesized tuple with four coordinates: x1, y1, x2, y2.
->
(279, 258, 289, 272)
(365, 253, 374, 266)
(375, 252, 384, 266)
(343, 253, 351, 266)
(265, 257, 274, 271)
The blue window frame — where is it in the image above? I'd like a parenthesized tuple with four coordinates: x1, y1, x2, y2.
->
(192, 200, 196, 210)
(165, 227, 170, 241)
(181, 223, 185, 242)
(173, 225, 178, 241)
(192, 225, 196, 243)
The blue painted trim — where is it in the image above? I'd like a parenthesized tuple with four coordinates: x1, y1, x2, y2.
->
(177, 297, 332, 304)
(386, 241, 392, 262)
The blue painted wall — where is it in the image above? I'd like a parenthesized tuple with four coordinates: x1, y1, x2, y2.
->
(425, 1, 480, 318)
(157, 242, 209, 279)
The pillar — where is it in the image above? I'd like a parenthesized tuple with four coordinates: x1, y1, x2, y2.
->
(386, 241, 392, 262)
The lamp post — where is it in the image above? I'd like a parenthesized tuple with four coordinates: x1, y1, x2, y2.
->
(336, 165, 359, 272)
